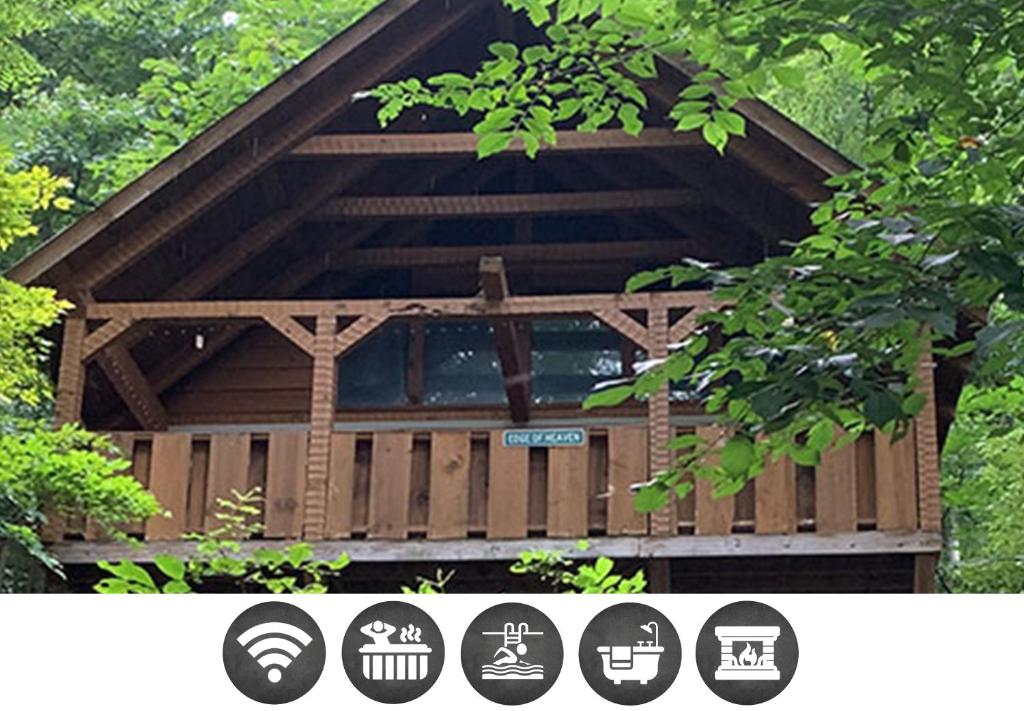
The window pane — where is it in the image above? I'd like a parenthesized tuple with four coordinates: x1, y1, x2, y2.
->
(423, 321, 506, 405)
(337, 322, 408, 407)
(531, 319, 622, 404)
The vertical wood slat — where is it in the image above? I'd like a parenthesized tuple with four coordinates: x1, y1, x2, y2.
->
(694, 425, 734, 535)
(547, 445, 590, 537)
(607, 427, 649, 535)
(303, 313, 337, 540)
(367, 432, 413, 539)
(754, 455, 797, 534)
(204, 434, 251, 532)
(85, 432, 135, 541)
(427, 432, 471, 539)
(186, 439, 210, 533)
(144, 433, 193, 541)
(875, 430, 918, 531)
(816, 440, 858, 533)
(264, 431, 308, 538)
(324, 432, 356, 539)
(487, 432, 529, 539)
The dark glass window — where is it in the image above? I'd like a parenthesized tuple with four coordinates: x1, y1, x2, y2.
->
(531, 319, 622, 404)
(423, 321, 506, 405)
(337, 322, 409, 407)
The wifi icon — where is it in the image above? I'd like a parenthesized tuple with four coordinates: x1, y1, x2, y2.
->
(237, 622, 313, 683)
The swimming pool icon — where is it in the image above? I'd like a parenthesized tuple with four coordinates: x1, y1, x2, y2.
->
(480, 622, 545, 680)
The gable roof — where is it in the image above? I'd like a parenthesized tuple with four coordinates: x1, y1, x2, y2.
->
(8, 0, 853, 290)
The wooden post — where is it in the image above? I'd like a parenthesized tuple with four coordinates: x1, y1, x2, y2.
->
(914, 349, 942, 533)
(303, 313, 337, 540)
(647, 301, 676, 536)
(54, 317, 87, 426)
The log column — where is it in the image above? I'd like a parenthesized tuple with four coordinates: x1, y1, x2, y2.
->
(647, 302, 676, 536)
(54, 317, 87, 426)
(303, 314, 337, 540)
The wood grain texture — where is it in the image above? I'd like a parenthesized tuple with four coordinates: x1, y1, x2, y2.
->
(486, 432, 529, 539)
(204, 434, 251, 531)
(547, 445, 590, 537)
(816, 440, 858, 533)
(755, 455, 797, 534)
(144, 433, 193, 540)
(694, 425, 734, 535)
(427, 432, 471, 539)
(367, 432, 413, 539)
(875, 430, 918, 531)
(324, 433, 356, 539)
(264, 431, 307, 538)
(607, 427, 648, 535)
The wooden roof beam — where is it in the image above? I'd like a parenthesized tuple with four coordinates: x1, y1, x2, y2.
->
(290, 128, 706, 158)
(312, 188, 700, 220)
(329, 239, 699, 270)
(480, 256, 530, 423)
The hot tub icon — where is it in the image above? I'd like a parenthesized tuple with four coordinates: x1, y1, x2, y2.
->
(595, 622, 663, 685)
(358, 620, 432, 681)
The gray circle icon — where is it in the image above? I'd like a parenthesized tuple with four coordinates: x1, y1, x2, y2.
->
(461, 603, 563, 705)
(341, 601, 444, 704)
(222, 601, 326, 704)
(695, 601, 798, 705)
(579, 603, 681, 705)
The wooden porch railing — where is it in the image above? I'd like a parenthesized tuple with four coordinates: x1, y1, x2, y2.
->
(66, 423, 928, 544)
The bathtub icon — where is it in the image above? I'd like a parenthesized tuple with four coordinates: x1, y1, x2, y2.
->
(596, 622, 663, 685)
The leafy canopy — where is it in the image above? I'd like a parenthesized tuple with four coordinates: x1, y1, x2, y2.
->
(371, 0, 1024, 509)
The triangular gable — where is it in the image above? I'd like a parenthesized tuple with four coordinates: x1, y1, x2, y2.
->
(9, 0, 853, 293)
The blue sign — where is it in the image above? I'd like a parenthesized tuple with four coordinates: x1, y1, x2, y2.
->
(502, 428, 587, 448)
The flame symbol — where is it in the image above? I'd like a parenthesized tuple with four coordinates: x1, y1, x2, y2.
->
(400, 624, 422, 643)
(738, 642, 759, 667)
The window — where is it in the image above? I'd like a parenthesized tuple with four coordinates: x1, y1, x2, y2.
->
(337, 322, 408, 407)
(422, 321, 506, 405)
(531, 319, 622, 404)
(335, 318, 628, 409)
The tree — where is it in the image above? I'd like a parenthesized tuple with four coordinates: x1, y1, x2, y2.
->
(369, 0, 1024, 508)
(0, 148, 159, 582)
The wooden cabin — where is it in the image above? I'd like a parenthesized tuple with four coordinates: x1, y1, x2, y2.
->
(12, 0, 942, 592)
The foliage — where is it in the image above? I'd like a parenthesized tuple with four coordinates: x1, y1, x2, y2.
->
(373, 0, 1024, 510)
(401, 568, 456, 594)
(509, 541, 647, 593)
(941, 372, 1024, 592)
(1, 422, 161, 574)
(94, 488, 350, 593)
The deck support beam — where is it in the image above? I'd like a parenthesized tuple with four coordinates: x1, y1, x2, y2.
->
(647, 302, 674, 536)
(480, 256, 531, 423)
(303, 314, 337, 540)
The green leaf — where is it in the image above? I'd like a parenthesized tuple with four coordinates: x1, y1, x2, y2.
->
(864, 389, 902, 428)
(772, 65, 804, 88)
(721, 435, 755, 475)
(477, 131, 515, 159)
(634, 485, 668, 512)
(714, 110, 746, 136)
(488, 42, 519, 60)
(807, 419, 834, 452)
(583, 384, 635, 409)
(618, 104, 643, 136)
(702, 119, 728, 153)
(675, 112, 709, 131)
(154, 554, 185, 581)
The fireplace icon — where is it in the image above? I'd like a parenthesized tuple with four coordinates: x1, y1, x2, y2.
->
(714, 626, 781, 681)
